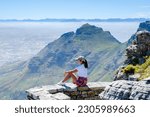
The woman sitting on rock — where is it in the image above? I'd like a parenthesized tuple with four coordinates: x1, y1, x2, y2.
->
(58, 56, 88, 87)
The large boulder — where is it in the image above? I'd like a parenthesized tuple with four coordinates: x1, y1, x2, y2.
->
(125, 31, 150, 65)
(99, 80, 150, 100)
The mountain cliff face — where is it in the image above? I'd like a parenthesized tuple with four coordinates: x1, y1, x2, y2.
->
(100, 24, 150, 100)
(114, 27, 150, 81)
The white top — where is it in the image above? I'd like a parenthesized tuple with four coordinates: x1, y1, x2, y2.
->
(75, 64, 88, 78)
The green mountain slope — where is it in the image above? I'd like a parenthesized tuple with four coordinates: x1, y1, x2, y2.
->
(0, 23, 126, 99)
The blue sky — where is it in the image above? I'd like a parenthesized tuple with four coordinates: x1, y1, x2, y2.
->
(0, 0, 150, 19)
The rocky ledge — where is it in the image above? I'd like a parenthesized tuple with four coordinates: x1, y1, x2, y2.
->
(26, 79, 150, 100)
(26, 82, 110, 100)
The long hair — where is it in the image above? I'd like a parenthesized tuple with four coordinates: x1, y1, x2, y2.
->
(82, 59, 88, 68)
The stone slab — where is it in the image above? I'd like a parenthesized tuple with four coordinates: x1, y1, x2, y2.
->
(52, 93, 71, 100)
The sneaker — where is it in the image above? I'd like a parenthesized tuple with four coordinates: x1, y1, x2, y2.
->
(57, 81, 65, 86)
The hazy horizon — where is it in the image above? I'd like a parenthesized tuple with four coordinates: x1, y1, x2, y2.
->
(0, 22, 139, 66)
(0, 18, 149, 20)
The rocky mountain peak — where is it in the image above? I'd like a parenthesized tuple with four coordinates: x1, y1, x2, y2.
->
(80, 23, 91, 27)
(128, 21, 150, 45)
(76, 23, 103, 36)
(74, 23, 120, 44)
(138, 21, 150, 31)
(27, 24, 121, 74)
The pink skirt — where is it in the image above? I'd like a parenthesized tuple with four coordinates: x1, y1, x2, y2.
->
(76, 77, 87, 87)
